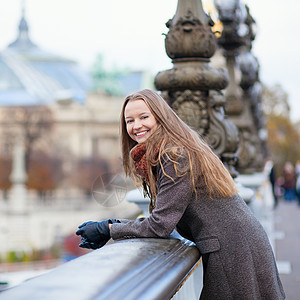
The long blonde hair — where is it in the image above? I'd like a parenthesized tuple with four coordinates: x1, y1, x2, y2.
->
(120, 89, 238, 204)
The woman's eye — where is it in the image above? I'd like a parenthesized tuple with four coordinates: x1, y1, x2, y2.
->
(141, 115, 148, 120)
(126, 120, 133, 124)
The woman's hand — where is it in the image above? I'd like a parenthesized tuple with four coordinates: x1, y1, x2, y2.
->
(76, 219, 119, 249)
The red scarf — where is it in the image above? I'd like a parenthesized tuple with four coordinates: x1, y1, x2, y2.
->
(131, 143, 150, 182)
(131, 143, 159, 213)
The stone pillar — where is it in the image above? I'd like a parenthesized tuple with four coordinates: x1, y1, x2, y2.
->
(9, 142, 28, 213)
(155, 0, 239, 178)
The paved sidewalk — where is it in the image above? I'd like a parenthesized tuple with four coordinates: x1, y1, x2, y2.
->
(274, 200, 300, 300)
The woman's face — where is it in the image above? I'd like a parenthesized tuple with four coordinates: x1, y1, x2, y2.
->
(124, 99, 158, 144)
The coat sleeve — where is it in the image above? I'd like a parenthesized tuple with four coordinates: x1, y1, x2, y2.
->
(110, 156, 193, 240)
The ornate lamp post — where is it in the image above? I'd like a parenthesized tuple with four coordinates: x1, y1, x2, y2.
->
(154, 0, 239, 177)
(214, 0, 265, 173)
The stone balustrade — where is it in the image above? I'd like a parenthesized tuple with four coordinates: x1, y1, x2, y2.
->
(1, 237, 202, 300)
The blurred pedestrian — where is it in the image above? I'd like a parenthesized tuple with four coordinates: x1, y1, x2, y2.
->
(282, 162, 296, 202)
(295, 160, 300, 206)
(265, 160, 278, 208)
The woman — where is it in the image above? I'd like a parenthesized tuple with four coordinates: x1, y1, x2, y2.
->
(76, 89, 285, 299)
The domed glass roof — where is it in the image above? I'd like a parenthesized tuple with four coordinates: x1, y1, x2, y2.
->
(0, 9, 92, 106)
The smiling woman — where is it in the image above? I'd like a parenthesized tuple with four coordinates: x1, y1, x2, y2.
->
(124, 99, 158, 144)
(76, 89, 285, 300)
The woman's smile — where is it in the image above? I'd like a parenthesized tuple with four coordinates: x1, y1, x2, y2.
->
(135, 130, 148, 137)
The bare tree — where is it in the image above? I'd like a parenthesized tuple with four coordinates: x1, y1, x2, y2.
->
(27, 151, 63, 200)
(0, 105, 54, 171)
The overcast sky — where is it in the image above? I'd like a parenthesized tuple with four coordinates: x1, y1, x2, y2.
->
(0, 0, 299, 121)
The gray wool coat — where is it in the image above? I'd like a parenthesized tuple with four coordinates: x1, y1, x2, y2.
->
(111, 156, 285, 300)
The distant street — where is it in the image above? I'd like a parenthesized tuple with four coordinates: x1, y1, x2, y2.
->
(274, 200, 300, 300)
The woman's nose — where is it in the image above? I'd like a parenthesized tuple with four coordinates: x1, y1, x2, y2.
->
(133, 120, 142, 130)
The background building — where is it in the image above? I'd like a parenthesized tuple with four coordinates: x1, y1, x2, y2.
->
(0, 7, 153, 199)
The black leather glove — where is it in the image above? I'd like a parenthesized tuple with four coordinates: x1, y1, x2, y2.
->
(76, 219, 120, 249)
(78, 237, 106, 250)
